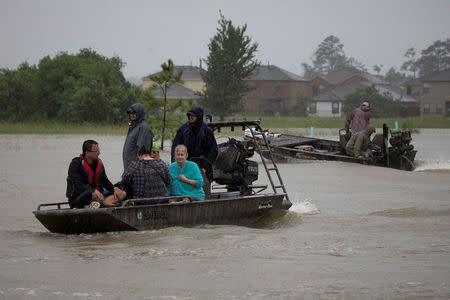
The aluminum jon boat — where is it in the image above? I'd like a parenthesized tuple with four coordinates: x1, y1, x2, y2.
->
(34, 120, 292, 234)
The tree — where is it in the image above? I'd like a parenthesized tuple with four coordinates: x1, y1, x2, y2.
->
(148, 59, 183, 150)
(343, 85, 404, 118)
(400, 48, 418, 78)
(384, 67, 407, 84)
(301, 35, 367, 77)
(199, 12, 260, 120)
(416, 39, 450, 76)
(372, 64, 383, 75)
(290, 94, 311, 117)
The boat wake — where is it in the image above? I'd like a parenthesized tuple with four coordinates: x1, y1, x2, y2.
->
(289, 199, 320, 215)
(413, 160, 450, 172)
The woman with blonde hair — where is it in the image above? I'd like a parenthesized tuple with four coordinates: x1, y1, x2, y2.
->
(169, 144, 204, 202)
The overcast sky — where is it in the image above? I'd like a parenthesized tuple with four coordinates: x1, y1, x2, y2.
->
(1, 0, 449, 79)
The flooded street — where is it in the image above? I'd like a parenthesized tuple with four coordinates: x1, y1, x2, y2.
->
(0, 130, 449, 299)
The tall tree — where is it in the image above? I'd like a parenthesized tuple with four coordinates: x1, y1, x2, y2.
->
(148, 59, 183, 150)
(301, 35, 367, 77)
(400, 48, 418, 78)
(384, 67, 407, 84)
(199, 12, 260, 120)
(416, 39, 450, 76)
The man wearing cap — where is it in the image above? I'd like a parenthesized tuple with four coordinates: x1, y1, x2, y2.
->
(345, 101, 371, 135)
(122, 103, 154, 171)
(171, 106, 218, 199)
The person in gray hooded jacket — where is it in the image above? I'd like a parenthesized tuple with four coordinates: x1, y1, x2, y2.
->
(122, 103, 154, 170)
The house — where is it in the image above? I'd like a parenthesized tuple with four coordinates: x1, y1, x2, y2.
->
(243, 65, 309, 116)
(411, 68, 450, 115)
(309, 68, 418, 117)
(142, 64, 308, 116)
(141, 65, 203, 100)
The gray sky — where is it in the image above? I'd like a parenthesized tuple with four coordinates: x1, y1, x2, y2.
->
(1, 0, 449, 79)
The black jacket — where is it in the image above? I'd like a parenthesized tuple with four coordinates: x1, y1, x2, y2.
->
(171, 107, 218, 180)
(66, 156, 114, 208)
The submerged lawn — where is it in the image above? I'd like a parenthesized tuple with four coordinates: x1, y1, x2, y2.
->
(1, 115, 449, 134)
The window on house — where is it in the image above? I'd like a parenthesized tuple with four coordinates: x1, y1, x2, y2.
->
(423, 103, 430, 114)
(332, 102, 339, 114)
(309, 102, 317, 114)
(436, 103, 443, 114)
(312, 85, 318, 96)
(406, 86, 412, 95)
(319, 85, 324, 94)
(423, 83, 430, 93)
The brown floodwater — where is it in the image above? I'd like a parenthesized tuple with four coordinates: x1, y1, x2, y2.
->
(0, 129, 449, 299)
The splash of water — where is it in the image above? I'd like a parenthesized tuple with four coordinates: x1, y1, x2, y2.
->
(414, 160, 450, 172)
(289, 199, 320, 215)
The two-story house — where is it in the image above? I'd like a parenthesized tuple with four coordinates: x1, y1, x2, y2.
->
(416, 68, 450, 115)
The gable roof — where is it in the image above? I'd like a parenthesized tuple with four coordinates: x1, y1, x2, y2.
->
(144, 65, 201, 80)
(420, 68, 450, 81)
(245, 65, 305, 81)
(151, 82, 198, 99)
(314, 67, 388, 85)
(313, 81, 417, 103)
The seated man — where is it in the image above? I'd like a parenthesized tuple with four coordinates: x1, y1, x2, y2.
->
(66, 140, 126, 208)
(345, 125, 381, 158)
(118, 145, 171, 199)
(169, 144, 204, 202)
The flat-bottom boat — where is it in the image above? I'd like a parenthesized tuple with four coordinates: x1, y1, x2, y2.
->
(34, 121, 292, 234)
(245, 124, 416, 171)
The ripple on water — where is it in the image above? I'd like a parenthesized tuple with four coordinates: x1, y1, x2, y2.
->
(368, 207, 450, 218)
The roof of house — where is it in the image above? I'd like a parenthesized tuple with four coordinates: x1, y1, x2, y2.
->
(420, 68, 450, 81)
(144, 65, 202, 80)
(315, 67, 388, 85)
(151, 82, 198, 99)
(245, 65, 305, 81)
(313, 81, 418, 103)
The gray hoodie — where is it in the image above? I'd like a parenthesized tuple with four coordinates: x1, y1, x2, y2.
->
(345, 125, 376, 157)
(122, 103, 154, 170)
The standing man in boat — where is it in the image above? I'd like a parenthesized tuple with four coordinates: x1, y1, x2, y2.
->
(345, 101, 371, 135)
(66, 140, 126, 208)
(122, 103, 154, 171)
(345, 125, 381, 158)
(171, 106, 218, 199)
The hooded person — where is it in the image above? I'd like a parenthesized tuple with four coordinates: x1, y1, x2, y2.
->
(122, 103, 154, 171)
(345, 101, 371, 135)
(171, 107, 218, 198)
(345, 124, 380, 158)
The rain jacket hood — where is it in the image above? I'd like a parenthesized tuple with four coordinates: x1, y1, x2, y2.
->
(123, 103, 154, 170)
(128, 102, 146, 126)
(187, 106, 204, 131)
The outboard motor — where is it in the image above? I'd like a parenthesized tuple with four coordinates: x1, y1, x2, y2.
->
(213, 138, 258, 195)
(387, 129, 417, 171)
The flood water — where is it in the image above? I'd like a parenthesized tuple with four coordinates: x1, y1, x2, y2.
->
(1, 129, 449, 299)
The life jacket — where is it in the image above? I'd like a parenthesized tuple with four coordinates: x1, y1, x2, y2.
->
(79, 155, 103, 189)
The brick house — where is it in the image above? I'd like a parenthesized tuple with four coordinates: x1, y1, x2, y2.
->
(142, 64, 308, 116)
(243, 65, 308, 116)
(409, 68, 450, 115)
(309, 67, 418, 117)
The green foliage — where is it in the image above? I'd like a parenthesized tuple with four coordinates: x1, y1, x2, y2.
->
(301, 35, 367, 77)
(342, 85, 405, 118)
(384, 67, 408, 84)
(147, 59, 184, 149)
(0, 48, 138, 124)
(199, 12, 260, 120)
(401, 39, 450, 78)
(290, 95, 311, 117)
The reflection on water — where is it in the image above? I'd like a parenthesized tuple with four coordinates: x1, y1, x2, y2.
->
(0, 131, 450, 299)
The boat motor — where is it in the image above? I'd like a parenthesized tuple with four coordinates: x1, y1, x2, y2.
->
(213, 138, 258, 195)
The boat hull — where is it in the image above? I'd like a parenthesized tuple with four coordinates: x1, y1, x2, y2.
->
(33, 194, 287, 234)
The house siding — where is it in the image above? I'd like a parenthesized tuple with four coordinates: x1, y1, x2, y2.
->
(420, 81, 450, 115)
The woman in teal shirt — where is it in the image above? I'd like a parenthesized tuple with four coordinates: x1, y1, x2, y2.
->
(169, 144, 204, 201)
